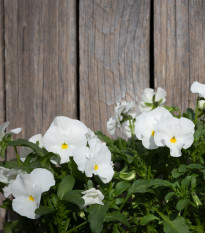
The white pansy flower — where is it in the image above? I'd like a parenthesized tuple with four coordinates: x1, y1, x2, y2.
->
(115, 101, 135, 120)
(0, 122, 21, 141)
(107, 101, 135, 135)
(191, 81, 205, 98)
(20, 134, 43, 162)
(0, 167, 24, 198)
(85, 129, 98, 140)
(198, 100, 205, 110)
(154, 116, 195, 157)
(135, 107, 172, 149)
(139, 87, 167, 113)
(107, 117, 120, 135)
(11, 168, 55, 219)
(73, 138, 114, 183)
(82, 188, 104, 207)
(43, 116, 88, 164)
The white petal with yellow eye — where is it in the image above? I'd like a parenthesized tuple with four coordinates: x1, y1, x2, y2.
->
(154, 116, 195, 157)
(135, 107, 172, 149)
(12, 196, 39, 219)
(73, 138, 114, 183)
(43, 116, 88, 164)
(11, 168, 54, 219)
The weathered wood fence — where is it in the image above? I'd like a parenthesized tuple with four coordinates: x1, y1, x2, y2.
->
(0, 0, 205, 229)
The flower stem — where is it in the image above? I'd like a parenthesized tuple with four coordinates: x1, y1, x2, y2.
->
(14, 146, 21, 165)
(66, 221, 87, 233)
(119, 191, 132, 211)
(194, 98, 199, 124)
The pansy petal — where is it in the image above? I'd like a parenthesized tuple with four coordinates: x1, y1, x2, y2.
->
(30, 168, 55, 193)
(96, 163, 114, 183)
(191, 81, 205, 98)
(3, 183, 12, 198)
(9, 128, 21, 134)
(155, 87, 167, 102)
(12, 196, 39, 219)
(11, 174, 34, 198)
(73, 146, 91, 172)
(169, 144, 182, 157)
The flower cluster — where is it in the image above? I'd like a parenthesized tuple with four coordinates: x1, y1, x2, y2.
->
(0, 81, 205, 233)
(0, 116, 113, 222)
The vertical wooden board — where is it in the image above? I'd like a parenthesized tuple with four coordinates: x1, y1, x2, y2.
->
(0, 0, 4, 123)
(154, 0, 205, 112)
(80, 0, 150, 134)
(4, 0, 77, 160)
(0, 1, 6, 230)
(189, 0, 205, 107)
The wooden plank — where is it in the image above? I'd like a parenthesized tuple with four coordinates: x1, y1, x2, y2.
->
(0, 0, 6, 230)
(154, 0, 205, 112)
(0, 0, 4, 123)
(189, 0, 205, 107)
(80, 0, 151, 134)
(4, 0, 77, 160)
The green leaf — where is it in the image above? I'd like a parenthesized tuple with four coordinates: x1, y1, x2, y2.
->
(165, 192, 176, 202)
(104, 211, 130, 227)
(4, 222, 12, 233)
(183, 108, 195, 121)
(178, 165, 187, 173)
(63, 190, 84, 206)
(8, 139, 45, 157)
(144, 102, 153, 107)
(171, 169, 182, 178)
(4, 220, 19, 233)
(88, 203, 109, 233)
(114, 181, 130, 197)
(140, 214, 159, 226)
(35, 206, 55, 215)
(57, 175, 75, 200)
(112, 225, 120, 233)
(158, 212, 190, 233)
(176, 199, 189, 211)
(181, 176, 192, 190)
(40, 152, 61, 166)
(147, 179, 173, 188)
(130, 180, 149, 193)
(187, 164, 204, 170)
(194, 128, 205, 140)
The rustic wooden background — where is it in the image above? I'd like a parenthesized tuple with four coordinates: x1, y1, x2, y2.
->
(0, 0, 205, 229)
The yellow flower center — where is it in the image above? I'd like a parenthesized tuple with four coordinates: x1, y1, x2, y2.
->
(170, 136, 177, 143)
(151, 130, 155, 136)
(61, 143, 68, 149)
(94, 164, 99, 170)
(29, 195, 35, 201)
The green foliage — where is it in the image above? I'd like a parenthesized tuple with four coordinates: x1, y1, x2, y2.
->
(2, 101, 205, 233)
(57, 175, 75, 200)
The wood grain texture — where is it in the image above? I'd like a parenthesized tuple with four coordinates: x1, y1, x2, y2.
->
(189, 0, 205, 106)
(80, 0, 150, 134)
(0, 0, 6, 230)
(0, 0, 5, 123)
(4, 0, 77, 160)
(154, 0, 205, 112)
